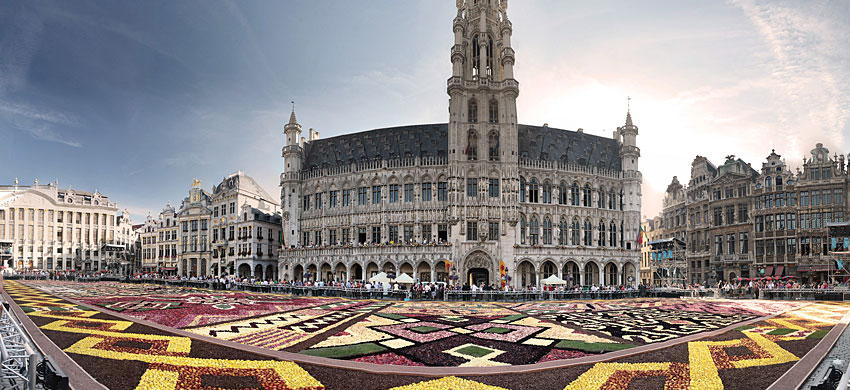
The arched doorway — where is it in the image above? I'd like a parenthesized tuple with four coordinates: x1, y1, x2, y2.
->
(584, 262, 599, 286)
(564, 261, 580, 286)
(436, 260, 449, 282)
(416, 261, 432, 282)
(320, 263, 332, 281)
(335, 263, 347, 281)
(351, 263, 363, 280)
(622, 262, 637, 286)
(604, 262, 618, 286)
(542, 260, 557, 279)
(399, 262, 414, 279)
(306, 264, 317, 282)
(464, 251, 493, 287)
(517, 260, 536, 288)
(293, 264, 304, 282)
(729, 272, 737, 282)
(200, 259, 207, 277)
(366, 262, 379, 279)
(266, 264, 276, 281)
(238, 263, 251, 278)
(254, 264, 263, 279)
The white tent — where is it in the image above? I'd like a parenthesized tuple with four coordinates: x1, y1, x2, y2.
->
(541, 274, 567, 285)
(369, 272, 392, 284)
(393, 273, 415, 284)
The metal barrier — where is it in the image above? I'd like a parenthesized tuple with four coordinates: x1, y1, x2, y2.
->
(0, 303, 37, 390)
(760, 289, 850, 301)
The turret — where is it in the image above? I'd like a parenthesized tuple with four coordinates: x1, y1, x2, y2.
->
(282, 108, 303, 174)
(280, 106, 304, 258)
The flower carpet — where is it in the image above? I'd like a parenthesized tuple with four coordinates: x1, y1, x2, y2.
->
(4, 280, 850, 389)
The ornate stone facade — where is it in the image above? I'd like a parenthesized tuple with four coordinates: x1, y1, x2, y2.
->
(279, 0, 641, 288)
(0, 179, 136, 272)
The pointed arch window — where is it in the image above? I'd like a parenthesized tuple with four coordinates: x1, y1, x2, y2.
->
(529, 179, 539, 203)
(542, 216, 552, 245)
(571, 183, 579, 206)
(529, 216, 539, 245)
(520, 215, 527, 244)
(488, 131, 499, 161)
(520, 177, 526, 202)
(620, 222, 624, 247)
(609, 190, 616, 209)
(598, 187, 605, 208)
(559, 217, 569, 245)
(488, 99, 499, 123)
(599, 220, 606, 246)
(571, 218, 580, 245)
(610, 221, 617, 247)
(468, 99, 478, 123)
(466, 130, 478, 160)
(559, 183, 568, 205)
(582, 184, 592, 207)
(542, 181, 552, 204)
(583, 218, 592, 246)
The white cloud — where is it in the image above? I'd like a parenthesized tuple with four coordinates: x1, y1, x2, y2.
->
(14, 123, 81, 148)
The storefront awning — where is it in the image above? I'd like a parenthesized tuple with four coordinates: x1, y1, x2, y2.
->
(764, 265, 774, 276)
(774, 265, 784, 277)
(161, 267, 177, 271)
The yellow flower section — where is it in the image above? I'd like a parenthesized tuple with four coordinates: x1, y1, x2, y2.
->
(563, 362, 678, 390)
(389, 376, 509, 390)
(135, 369, 180, 390)
(66, 335, 322, 390)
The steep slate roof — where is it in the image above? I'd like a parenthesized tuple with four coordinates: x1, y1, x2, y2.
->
(303, 123, 622, 171)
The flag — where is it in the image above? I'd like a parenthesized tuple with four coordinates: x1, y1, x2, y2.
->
(279, 230, 285, 247)
(638, 227, 645, 245)
(499, 260, 506, 288)
(464, 142, 470, 155)
(444, 260, 451, 273)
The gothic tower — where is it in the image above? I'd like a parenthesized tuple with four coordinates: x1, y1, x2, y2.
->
(618, 109, 642, 254)
(280, 109, 303, 256)
(447, 0, 519, 277)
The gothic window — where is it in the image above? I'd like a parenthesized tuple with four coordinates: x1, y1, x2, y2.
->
(519, 177, 526, 202)
(466, 130, 478, 160)
(620, 222, 624, 247)
(598, 186, 605, 208)
(609, 190, 616, 209)
(582, 184, 592, 207)
(542, 181, 552, 204)
(489, 131, 499, 161)
(529, 216, 539, 245)
(559, 217, 568, 245)
(542, 216, 552, 245)
(599, 220, 606, 246)
(520, 214, 527, 244)
(583, 218, 592, 246)
(571, 182, 579, 206)
(468, 99, 478, 122)
(529, 179, 539, 203)
(488, 99, 499, 123)
(571, 218, 580, 245)
(559, 183, 568, 205)
(610, 221, 617, 247)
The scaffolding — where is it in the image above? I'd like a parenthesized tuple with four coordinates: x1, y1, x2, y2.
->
(0, 302, 37, 390)
(649, 237, 688, 287)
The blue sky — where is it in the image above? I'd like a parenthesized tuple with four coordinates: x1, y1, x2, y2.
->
(1, 0, 848, 220)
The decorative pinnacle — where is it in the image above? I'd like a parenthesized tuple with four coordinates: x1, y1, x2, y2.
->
(625, 96, 633, 126)
(288, 100, 297, 125)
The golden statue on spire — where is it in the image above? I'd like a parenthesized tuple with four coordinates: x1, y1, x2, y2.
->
(192, 178, 201, 188)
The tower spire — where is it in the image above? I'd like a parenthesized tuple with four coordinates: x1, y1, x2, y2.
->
(625, 96, 633, 126)
(288, 100, 297, 125)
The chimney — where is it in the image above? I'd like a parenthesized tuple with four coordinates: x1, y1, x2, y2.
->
(300, 136, 306, 148)
(309, 128, 315, 141)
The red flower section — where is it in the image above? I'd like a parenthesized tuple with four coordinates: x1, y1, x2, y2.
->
(537, 349, 589, 363)
(353, 353, 425, 366)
